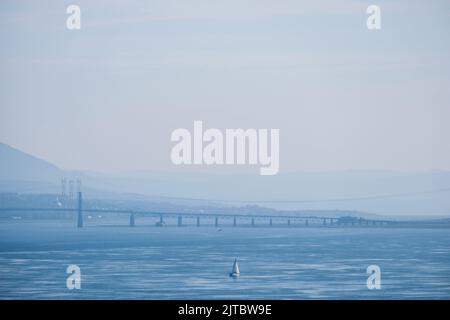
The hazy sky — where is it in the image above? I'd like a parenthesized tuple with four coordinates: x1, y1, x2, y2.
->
(1, 0, 449, 173)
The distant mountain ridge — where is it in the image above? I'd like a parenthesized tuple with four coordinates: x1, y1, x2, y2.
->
(0, 143, 61, 182)
(1, 142, 450, 216)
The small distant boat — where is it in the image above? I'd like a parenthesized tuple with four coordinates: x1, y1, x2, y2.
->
(229, 258, 240, 277)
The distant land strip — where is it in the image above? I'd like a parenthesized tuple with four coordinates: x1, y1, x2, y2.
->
(156, 187, 450, 204)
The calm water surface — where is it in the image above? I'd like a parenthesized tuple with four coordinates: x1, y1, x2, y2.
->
(0, 221, 449, 299)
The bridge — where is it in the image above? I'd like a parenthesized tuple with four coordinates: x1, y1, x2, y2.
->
(0, 192, 395, 228)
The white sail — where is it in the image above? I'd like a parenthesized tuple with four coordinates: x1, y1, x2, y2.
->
(232, 259, 240, 274)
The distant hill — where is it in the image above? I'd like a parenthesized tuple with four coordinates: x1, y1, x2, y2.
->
(1, 142, 450, 216)
(78, 170, 450, 216)
(0, 143, 62, 183)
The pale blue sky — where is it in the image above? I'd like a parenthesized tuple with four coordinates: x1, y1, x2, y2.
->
(1, 0, 449, 173)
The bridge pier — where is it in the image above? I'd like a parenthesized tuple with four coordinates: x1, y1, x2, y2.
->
(270, 218, 272, 227)
(215, 217, 219, 228)
(160, 215, 163, 225)
(288, 219, 290, 226)
(323, 218, 327, 226)
(197, 216, 200, 227)
(233, 217, 237, 227)
(305, 219, 308, 226)
(178, 216, 182, 227)
(251, 218, 255, 227)
(77, 192, 83, 228)
(129, 213, 135, 227)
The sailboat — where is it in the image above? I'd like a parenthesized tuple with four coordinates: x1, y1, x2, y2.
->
(229, 258, 240, 277)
